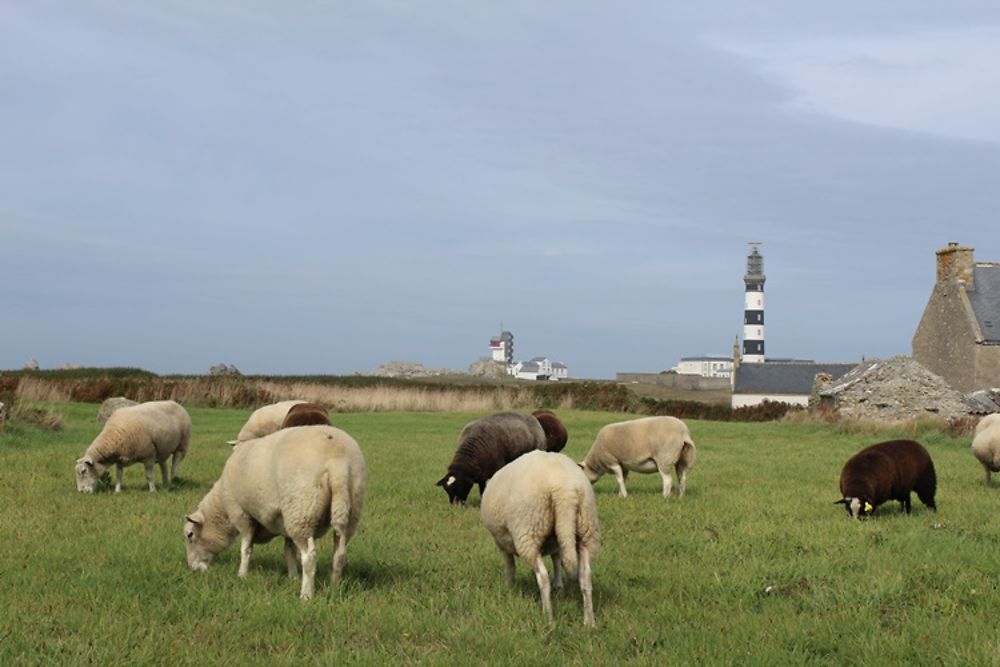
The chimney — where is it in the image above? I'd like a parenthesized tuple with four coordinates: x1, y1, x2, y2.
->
(936, 242, 975, 285)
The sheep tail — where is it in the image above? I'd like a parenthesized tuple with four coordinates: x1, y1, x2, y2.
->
(554, 488, 582, 579)
(680, 439, 696, 468)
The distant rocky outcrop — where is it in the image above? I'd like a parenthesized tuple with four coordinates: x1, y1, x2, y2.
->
(467, 357, 508, 379)
(97, 397, 139, 423)
(816, 356, 968, 421)
(365, 361, 464, 379)
(209, 363, 242, 376)
(23, 358, 39, 371)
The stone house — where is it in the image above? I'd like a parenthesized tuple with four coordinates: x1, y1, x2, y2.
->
(912, 243, 1000, 393)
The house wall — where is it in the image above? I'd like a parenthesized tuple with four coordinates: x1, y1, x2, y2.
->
(912, 278, 979, 392)
(974, 345, 1000, 390)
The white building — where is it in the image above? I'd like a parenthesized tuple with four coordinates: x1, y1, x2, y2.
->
(489, 331, 514, 364)
(512, 357, 568, 381)
(673, 356, 733, 379)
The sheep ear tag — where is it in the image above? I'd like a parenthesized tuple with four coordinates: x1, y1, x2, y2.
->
(863, 502, 874, 513)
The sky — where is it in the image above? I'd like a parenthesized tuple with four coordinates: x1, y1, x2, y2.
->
(2, 2, 999, 379)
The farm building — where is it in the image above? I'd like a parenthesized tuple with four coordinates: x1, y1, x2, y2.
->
(912, 242, 1000, 393)
(672, 356, 733, 379)
(511, 357, 568, 381)
(731, 361, 856, 408)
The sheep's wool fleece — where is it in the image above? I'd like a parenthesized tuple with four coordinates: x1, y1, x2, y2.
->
(214, 425, 366, 540)
(585, 416, 692, 472)
(236, 400, 307, 441)
(88, 400, 190, 465)
(481, 451, 599, 564)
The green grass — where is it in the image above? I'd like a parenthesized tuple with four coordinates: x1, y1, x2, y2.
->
(2, 404, 1000, 665)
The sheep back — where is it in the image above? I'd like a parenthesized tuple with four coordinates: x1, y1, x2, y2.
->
(532, 410, 568, 452)
(234, 400, 307, 442)
(582, 416, 694, 476)
(85, 400, 191, 466)
(281, 403, 331, 429)
(971, 422, 1000, 472)
(838, 439, 936, 517)
(217, 425, 366, 543)
(481, 450, 599, 577)
(437, 412, 547, 504)
(974, 413, 1000, 438)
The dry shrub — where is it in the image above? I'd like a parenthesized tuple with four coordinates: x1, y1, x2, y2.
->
(14, 377, 72, 403)
(783, 408, 966, 439)
(9, 401, 65, 431)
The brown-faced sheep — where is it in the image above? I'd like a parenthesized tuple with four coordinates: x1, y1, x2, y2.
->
(184, 425, 366, 599)
(835, 439, 937, 519)
(481, 451, 600, 627)
(436, 412, 547, 504)
(580, 416, 696, 498)
(280, 403, 331, 428)
(532, 409, 568, 452)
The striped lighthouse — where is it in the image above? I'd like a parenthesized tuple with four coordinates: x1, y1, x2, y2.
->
(742, 243, 765, 363)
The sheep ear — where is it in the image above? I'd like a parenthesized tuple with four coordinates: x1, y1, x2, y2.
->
(226, 440, 238, 448)
(435, 476, 448, 487)
(185, 512, 204, 526)
(834, 499, 848, 505)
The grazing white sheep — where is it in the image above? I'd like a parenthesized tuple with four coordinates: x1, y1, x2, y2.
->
(481, 450, 600, 627)
(228, 400, 306, 445)
(972, 416, 1000, 485)
(184, 425, 366, 600)
(75, 400, 191, 493)
(580, 416, 696, 498)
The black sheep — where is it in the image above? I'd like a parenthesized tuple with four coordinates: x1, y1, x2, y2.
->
(531, 409, 568, 452)
(835, 439, 937, 519)
(436, 412, 547, 504)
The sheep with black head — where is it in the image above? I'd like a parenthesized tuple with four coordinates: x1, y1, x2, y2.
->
(835, 439, 937, 519)
(436, 411, 547, 504)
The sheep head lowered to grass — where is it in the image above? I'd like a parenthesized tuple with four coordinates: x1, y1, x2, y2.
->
(835, 439, 937, 519)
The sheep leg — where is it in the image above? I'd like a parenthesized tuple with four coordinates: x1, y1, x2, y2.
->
(901, 495, 912, 514)
(985, 466, 993, 486)
(579, 545, 595, 628)
(158, 460, 170, 488)
(659, 469, 674, 498)
(284, 538, 299, 579)
(609, 464, 628, 497)
(530, 554, 554, 624)
(503, 552, 516, 587)
(298, 537, 317, 600)
(114, 464, 124, 493)
(331, 530, 348, 584)
(676, 461, 689, 497)
(551, 554, 563, 591)
(238, 534, 254, 578)
(144, 462, 157, 492)
(170, 449, 186, 483)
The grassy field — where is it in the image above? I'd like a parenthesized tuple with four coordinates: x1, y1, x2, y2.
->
(1, 403, 999, 665)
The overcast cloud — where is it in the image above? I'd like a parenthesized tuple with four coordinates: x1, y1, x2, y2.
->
(2, 2, 998, 378)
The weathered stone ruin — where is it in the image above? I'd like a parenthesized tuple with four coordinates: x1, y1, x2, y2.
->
(814, 356, 969, 422)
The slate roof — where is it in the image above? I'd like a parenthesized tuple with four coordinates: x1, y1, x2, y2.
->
(733, 362, 857, 395)
(680, 356, 732, 362)
(967, 264, 1000, 343)
(518, 362, 540, 373)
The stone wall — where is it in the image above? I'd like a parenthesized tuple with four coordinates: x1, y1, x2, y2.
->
(616, 372, 731, 392)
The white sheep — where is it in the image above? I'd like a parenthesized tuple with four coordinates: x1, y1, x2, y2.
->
(75, 400, 191, 493)
(580, 415, 696, 498)
(184, 424, 366, 600)
(971, 415, 1000, 485)
(228, 400, 306, 445)
(480, 450, 600, 627)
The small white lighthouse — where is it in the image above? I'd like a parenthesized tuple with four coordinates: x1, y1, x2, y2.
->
(742, 243, 765, 363)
